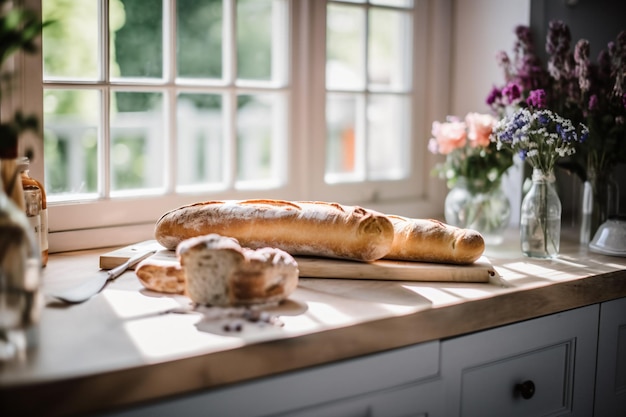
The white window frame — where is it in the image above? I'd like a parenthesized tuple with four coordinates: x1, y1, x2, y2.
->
(13, 0, 452, 252)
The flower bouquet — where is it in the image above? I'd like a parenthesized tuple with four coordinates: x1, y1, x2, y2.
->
(488, 22, 626, 243)
(429, 113, 514, 242)
(491, 91, 589, 257)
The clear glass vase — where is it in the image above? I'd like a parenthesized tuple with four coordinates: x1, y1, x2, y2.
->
(0, 159, 42, 361)
(444, 177, 511, 245)
(520, 168, 562, 258)
(579, 167, 619, 245)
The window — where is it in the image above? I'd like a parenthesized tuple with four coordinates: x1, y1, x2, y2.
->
(19, 0, 444, 252)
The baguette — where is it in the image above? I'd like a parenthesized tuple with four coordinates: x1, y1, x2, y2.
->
(384, 215, 485, 265)
(155, 199, 394, 262)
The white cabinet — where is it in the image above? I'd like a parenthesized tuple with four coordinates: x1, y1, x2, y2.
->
(279, 378, 444, 417)
(106, 341, 442, 417)
(104, 299, 626, 417)
(440, 305, 599, 417)
(595, 297, 626, 416)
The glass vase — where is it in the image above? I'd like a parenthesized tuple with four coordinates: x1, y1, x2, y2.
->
(0, 159, 42, 361)
(520, 169, 562, 258)
(579, 167, 619, 245)
(444, 177, 511, 245)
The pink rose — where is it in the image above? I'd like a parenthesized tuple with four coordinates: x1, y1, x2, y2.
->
(431, 119, 467, 154)
(465, 112, 495, 148)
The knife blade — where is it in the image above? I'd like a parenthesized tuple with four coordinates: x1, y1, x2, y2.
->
(47, 249, 156, 304)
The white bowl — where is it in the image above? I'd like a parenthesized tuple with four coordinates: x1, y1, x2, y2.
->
(589, 217, 626, 257)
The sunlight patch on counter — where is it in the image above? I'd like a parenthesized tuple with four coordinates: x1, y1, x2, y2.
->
(103, 289, 187, 319)
(440, 286, 493, 300)
(304, 301, 354, 326)
(401, 286, 461, 307)
(122, 313, 244, 361)
(498, 261, 581, 281)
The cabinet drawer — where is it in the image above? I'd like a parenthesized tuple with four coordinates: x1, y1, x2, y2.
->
(104, 341, 440, 417)
(461, 340, 573, 416)
(441, 305, 599, 417)
(278, 378, 445, 417)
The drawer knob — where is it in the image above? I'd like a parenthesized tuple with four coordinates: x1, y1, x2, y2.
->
(515, 380, 536, 399)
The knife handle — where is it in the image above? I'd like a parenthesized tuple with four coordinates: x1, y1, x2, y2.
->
(107, 250, 156, 280)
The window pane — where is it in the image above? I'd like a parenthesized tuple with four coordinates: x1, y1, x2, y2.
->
(237, 0, 272, 81)
(369, 8, 411, 91)
(177, 93, 224, 187)
(44, 89, 100, 196)
(370, 0, 413, 7)
(111, 0, 163, 79)
(110, 92, 164, 193)
(236, 94, 283, 184)
(326, 4, 365, 90)
(325, 93, 364, 181)
(42, 0, 99, 80)
(177, 0, 223, 79)
(367, 94, 410, 180)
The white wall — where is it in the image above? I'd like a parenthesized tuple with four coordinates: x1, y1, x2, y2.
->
(450, 0, 531, 225)
(451, 0, 531, 116)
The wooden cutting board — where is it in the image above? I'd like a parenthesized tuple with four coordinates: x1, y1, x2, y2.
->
(99, 240, 496, 283)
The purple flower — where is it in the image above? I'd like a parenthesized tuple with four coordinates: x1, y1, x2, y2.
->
(518, 149, 527, 160)
(502, 82, 522, 104)
(546, 21, 573, 81)
(574, 39, 591, 92)
(496, 51, 510, 68)
(527, 89, 547, 109)
(486, 87, 502, 106)
(515, 26, 533, 48)
(588, 94, 599, 111)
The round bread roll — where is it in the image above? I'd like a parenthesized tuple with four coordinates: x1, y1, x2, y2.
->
(155, 199, 394, 262)
(384, 216, 485, 265)
(176, 234, 299, 306)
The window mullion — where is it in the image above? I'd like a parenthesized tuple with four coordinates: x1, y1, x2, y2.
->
(100, 0, 111, 198)
(223, 0, 237, 86)
(362, 3, 370, 181)
(223, 0, 237, 188)
(165, 0, 177, 193)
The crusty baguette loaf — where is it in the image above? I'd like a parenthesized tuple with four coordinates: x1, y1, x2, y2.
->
(155, 199, 395, 262)
(136, 258, 186, 294)
(384, 215, 485, 265)
(177, 234, 298, 306)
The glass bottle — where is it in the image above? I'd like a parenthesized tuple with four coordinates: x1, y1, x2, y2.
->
(24, 187, 42, 260)
(0, 162, 42, 361)
(579, 166, 619, 245)
(20, 157, 48, 266)
(520, 169, 562, 258)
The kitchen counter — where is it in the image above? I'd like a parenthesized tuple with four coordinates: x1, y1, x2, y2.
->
(1, 232, 626, 416)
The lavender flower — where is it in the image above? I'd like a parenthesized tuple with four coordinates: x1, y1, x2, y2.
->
(610, 31, 626, 97)
(574, 39, 591, 92)
(546, 21, 572, 81)
(588, 94, 599, 111)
